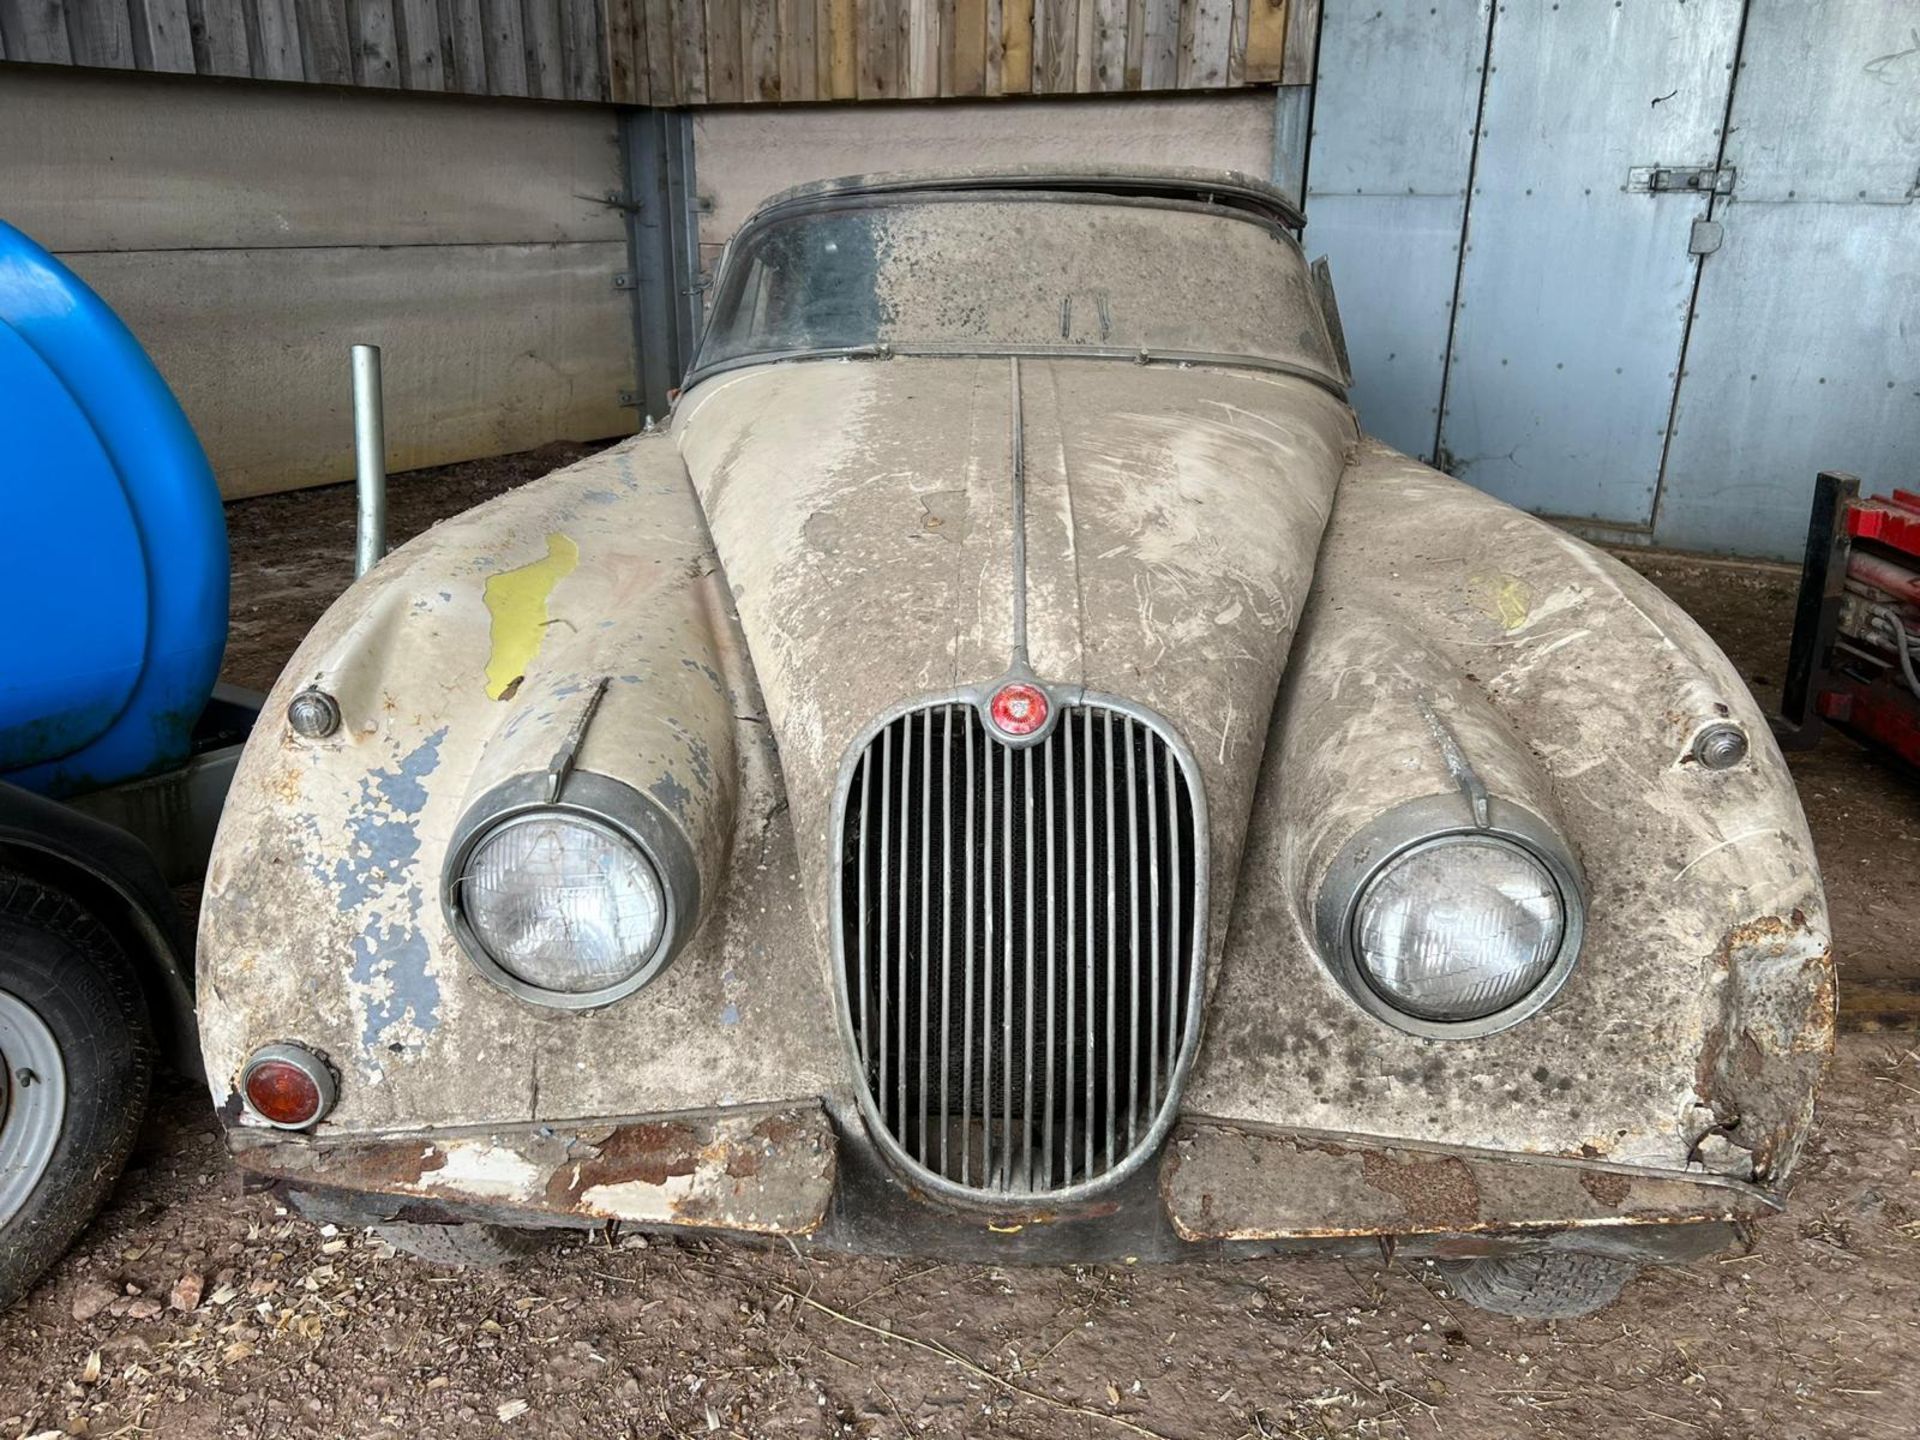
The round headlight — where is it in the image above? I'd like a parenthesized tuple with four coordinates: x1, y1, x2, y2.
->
(460, 812, 665, 995)
(1315, 794, 1585, 1038)
(1352, 836, 1565, 1022)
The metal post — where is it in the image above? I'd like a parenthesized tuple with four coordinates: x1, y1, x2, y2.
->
(1772, 470, 1860, 748)
(617, 109, 702, 422)
(351, 344, 388, 579)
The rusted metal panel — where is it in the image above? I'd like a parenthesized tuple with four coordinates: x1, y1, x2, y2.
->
(235, 1104, 837, 1235)
(1161, 1121, 1778, 1244)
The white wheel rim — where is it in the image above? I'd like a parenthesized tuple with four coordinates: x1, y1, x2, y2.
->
(0, 988, 67, 1229)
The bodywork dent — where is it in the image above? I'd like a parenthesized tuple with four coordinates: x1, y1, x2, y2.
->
(1692, 912, 1834, 1181)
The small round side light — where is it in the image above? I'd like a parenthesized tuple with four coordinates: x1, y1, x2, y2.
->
(1693, 722, 1749, 771)
(988, 682, 1049, 738)
(240, 1044, 337, 1130)
(287, 688, 342, 740)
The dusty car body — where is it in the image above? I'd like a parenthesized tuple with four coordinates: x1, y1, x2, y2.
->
(197, 169, 1833, 1317)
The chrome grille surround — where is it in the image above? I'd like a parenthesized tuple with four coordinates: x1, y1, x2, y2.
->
(830, 688, 1208, 1204)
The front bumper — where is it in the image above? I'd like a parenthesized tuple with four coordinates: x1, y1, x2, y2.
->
(236, 1105, 838, 1237)
(232, 1101, 1782, 1267)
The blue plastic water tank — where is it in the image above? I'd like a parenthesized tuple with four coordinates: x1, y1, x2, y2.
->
(1, 221, 228, 797)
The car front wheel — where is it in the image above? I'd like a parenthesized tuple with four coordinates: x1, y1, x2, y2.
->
(373, 1221, 549, 1268)
(0, 869, 153, 1311)
(1440, 1251, 1640, 1320)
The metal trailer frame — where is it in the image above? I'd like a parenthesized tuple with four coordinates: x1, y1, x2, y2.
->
(1773, 471, 1920, 773)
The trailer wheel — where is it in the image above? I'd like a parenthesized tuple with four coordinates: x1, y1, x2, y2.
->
(1440, 1251, 1640, 1320)
(0, 869, 153, 1311)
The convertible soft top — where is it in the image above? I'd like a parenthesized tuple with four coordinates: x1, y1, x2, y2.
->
(750, 165, 1308, 232)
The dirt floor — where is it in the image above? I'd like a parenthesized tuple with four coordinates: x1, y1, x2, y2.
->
(4, 449, 1918, 1440)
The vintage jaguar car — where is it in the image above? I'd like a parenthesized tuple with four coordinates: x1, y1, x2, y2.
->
(198, 167, 1833, 1319)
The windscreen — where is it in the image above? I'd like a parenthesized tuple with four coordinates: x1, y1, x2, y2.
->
(696, 196, 1344, 383)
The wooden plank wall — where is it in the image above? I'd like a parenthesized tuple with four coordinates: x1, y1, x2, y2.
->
(0, 0, 1313, 103)
(0, 0, 609, 98)
(609, 0, 1309, 102)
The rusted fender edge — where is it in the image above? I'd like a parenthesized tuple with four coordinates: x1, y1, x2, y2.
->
(229, 1103, 835, 1237)
(1161, 1120, 1781, 1243)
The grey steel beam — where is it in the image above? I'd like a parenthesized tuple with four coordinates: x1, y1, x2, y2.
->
(618, 109, 703, 423)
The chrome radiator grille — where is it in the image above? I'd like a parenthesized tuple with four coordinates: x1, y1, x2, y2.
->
(836, 699, 1203, 1198)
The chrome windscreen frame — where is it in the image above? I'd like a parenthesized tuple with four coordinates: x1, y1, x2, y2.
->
(681, 183, 1350, 398)
(826, 681, 1212, 1210)
(1312, 793, 1587, 1041)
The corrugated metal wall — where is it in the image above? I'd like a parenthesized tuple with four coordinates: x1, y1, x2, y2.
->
(1308, 0, 1919, 560)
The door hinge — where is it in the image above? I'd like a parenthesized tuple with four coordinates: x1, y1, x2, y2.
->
(1688, 219, 1724, 256)
(1629, 165, 1736, 196)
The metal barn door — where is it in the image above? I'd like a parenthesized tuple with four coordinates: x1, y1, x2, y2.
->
(1652, 1, 1920, 558)
(1305, 1, 1495, 462)
(1437, 0, 1744, 526)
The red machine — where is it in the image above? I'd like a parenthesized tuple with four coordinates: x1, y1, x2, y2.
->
(1774, 473, 1920, 769)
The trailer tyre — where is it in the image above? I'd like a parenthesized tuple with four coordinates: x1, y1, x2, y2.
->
(0, 869, 153, 1311)
(1440, 1251, 1640, 1320)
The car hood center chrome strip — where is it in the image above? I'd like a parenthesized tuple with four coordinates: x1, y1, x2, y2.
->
(1008, 356, 1029, 672)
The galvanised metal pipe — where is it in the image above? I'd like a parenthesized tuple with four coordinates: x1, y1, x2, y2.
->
(351, 344, 388, 579)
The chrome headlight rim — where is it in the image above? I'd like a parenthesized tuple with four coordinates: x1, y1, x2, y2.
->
(1314, 794, 1585, 1040)
(443, 771, 700, 1011)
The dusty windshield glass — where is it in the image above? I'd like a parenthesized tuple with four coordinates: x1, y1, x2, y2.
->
(696, 196, 1343, 382)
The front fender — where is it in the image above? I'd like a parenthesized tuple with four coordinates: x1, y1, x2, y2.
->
(197, 437, 844, 1132)
(1190, 441, 1832, 1185)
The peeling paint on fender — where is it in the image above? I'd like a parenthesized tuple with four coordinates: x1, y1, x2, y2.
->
(483, 532, 579, 700)
(340, 727, 448, 1058)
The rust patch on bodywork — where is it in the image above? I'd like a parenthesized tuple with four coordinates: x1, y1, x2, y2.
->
(230, 1104, 836, 1237)
(1579, 1168, 1634, 1208)
(1692, 914, 1835, 1182)
(1357, 1150, 1482, 1231)
(1160, 1121, 1778, 1244)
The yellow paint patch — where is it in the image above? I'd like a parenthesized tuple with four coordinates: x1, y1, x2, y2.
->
(483, 533, 579, 700)
(1468, 571, 1534, 631)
